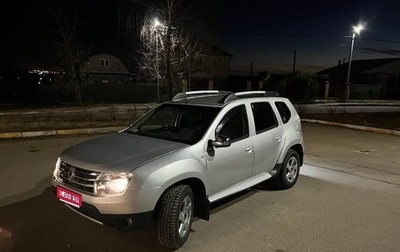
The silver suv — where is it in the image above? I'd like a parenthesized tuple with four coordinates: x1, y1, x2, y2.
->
(52, 90, 304, 249)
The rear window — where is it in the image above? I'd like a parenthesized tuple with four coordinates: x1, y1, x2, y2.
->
(275, 101, 291, 124)
(251, 102, 278, 133)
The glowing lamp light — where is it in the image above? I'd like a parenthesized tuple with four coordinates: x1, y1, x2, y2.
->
(153, 18, 161, 28)
(352, 23, 365, 35)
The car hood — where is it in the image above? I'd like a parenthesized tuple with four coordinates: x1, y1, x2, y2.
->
(60, 133, 188, 172)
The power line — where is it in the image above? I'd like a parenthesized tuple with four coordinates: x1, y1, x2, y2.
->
(367, 38, 400, 44)
(220, 31, 338, 39)
(219, 31, 400, 44)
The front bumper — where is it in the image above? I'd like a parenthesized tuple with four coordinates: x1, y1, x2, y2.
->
(51, 178, 163, 231)
(51, 186, 153, 231)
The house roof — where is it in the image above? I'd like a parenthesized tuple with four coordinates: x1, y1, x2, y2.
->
(190, 68, 214, 78)
(317, 58, 400, 75)
(83, 53, 130, 75)
(208, 45, 233, 57)
(198, 40, 232, 57)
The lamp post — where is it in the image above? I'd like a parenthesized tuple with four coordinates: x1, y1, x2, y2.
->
(345, 23, 364, 101)
(152, 18, 161, 103)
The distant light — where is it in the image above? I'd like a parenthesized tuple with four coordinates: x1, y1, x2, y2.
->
(352, 23, 365, 35)
(28, 69, 59, 75)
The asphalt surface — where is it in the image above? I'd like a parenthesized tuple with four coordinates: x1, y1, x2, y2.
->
(1, 123, 400, 252)
(1, 101, 400, 252)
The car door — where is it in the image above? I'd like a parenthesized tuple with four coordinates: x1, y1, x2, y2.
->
(205, 105, 255, 199)
(250, 102, 284, 176)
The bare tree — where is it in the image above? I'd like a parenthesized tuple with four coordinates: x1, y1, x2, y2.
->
(120, 0, 215, 101)
(170, 15, 207, 93)
(46, 0, 90, 106)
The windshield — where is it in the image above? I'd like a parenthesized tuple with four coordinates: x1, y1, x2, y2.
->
(126, 104, 221, 144)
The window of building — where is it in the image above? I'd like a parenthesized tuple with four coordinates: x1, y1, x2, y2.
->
(100, 59, 110, 67)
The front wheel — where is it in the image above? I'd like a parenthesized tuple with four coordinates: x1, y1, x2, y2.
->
(275, 149, 300, 189)
(156, 184, 194, 249)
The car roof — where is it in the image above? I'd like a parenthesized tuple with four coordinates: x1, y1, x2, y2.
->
(169, 90, 281, 107)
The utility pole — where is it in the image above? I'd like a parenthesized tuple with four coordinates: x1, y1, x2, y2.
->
(345, 33, 356, 101)
(250, 61, 253, 78)
(247, 62, 253, 91)
(293, 49, 297, 76)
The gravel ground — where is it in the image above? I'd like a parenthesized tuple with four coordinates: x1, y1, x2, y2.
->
(1, 105, 399, 133)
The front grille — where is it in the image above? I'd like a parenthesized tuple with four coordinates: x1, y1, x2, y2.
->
(59, 161, 101, 193)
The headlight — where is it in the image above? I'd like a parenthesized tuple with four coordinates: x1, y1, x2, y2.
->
(94, 172, 133, 196)
(53, 157, 62, 182)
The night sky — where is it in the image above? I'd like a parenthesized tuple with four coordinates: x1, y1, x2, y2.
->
(0, 0, 124, 69)
(217, 0, 400, 74)
(2, 0, 400, 75)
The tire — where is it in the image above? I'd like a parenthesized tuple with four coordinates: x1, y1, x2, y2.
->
(275, 149, 300, 189)
(156, 185, 194, 249)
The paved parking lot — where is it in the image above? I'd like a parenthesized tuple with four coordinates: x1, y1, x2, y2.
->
(0, 123, 400, 251)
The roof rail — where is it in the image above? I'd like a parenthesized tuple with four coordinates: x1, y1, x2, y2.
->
(171, 90, 280, 103)
(172, 90, 230, 101)
(235, 91, 280, 98)
(235, 91, 266, 97)
(222, 91, 280, 103)
(223, 91, 266, 103)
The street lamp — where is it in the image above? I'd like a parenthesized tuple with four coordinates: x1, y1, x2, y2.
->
(345, 23, 365, 101)
(152, 18, 162, 103)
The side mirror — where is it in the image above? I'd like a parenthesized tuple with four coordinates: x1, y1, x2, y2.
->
(207, 135, 231, 157)
(211, 135, 231, 147)
(208, 135, 231, 147)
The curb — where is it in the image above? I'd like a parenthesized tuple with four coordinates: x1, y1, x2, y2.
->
(0, 121, 399, 140)
(301, 119, 400, 137)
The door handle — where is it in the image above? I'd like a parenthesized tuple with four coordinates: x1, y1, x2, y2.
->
(275, 136, 282, 141)
(245, 147, 254, 153)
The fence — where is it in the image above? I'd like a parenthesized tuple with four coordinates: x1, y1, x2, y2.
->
(0, 82, 158, 106)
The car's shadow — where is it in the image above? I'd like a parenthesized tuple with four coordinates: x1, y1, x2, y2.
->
(0, 180, 282, 252)
(0, 187, 170, 252)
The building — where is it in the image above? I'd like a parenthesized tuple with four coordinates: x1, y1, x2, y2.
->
(82, 53, 131, 84)
(184, 45, 232, 91)
(317, 58, 400, 100)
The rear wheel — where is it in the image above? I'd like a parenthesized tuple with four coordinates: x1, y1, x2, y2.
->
(156, 185, 194, 249)
(275, 149, 300, 189)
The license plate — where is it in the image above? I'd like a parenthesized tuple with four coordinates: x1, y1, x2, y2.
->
(57, 186, 82, 208)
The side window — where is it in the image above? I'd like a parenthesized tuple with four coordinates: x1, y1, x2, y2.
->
(216, 105, 249, 142)
(251, 102, 278, 133)
(275, 101, 291, 124)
